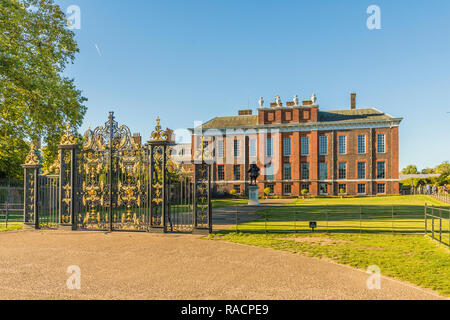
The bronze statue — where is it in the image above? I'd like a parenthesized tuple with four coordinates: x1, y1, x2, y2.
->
(248, 163, 260, 186)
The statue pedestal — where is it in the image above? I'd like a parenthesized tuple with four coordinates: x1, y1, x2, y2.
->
(248, 185, 260, 206)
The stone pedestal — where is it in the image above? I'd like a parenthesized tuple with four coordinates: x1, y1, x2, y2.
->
(248, 185, 260, 206)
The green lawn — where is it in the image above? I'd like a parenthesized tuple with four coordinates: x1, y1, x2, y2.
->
(231, 195, 449, 238)
(210, 195, 450, 297)
(212, 198, 249, 208)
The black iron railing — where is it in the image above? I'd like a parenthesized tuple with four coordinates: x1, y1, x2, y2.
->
(425, 203, 450, 247)
(0, 202, 24, 229)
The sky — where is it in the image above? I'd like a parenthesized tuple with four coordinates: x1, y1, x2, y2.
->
(55, 0, 450, 170)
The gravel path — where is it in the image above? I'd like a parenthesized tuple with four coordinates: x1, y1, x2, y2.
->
(0, 230, 444, 300)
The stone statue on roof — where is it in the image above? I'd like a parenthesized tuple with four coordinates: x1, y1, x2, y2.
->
(293, 95, 299, 106)
(311, 93, 317, 104)
(258, 97, 264, 108)
(275, 95, 282, 107)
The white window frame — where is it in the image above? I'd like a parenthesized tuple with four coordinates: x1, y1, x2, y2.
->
(233, 164, 240, 181)
(301, 184, 310, 193)
(319, 136, 328, 155)
(357, 162, 366, 180)
(338, 136, 347, 155)
(319, 163, 328, 180)
(377, 134, 386, 154)
(301, 137, 309, 156)
(283, 163, 292, 180)
(266, 138, 273, 157)
(283, 137, 291, 156)
(217, 165, 225, 181)
(357, 135, 366, 154)
(249, 139, 257, 157)
(377, 161, 386, 179)
(234, 139, 240, 158)
(338, 162, 346, 180)
(377, 183, 386, 194)
(301, 163, 309, 180)
(338, 184, 347, 194)
(266, 164, 274, 181)
(283, 184, 292, 196)
(218, 140, 224, 158)
(357, 183, 366, 195)
(319, 183, 328, 195)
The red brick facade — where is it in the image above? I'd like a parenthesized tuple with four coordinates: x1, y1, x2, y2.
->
(190, 97, 402, 197)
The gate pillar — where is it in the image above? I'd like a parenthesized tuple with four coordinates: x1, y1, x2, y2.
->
(58, 124, 79, 230)
(22, 145, 42, 229)
(193, 136, 213, 234)
(148, 118, 169, 233)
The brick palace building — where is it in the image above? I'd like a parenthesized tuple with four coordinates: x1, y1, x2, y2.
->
(189, 93, 402, 197)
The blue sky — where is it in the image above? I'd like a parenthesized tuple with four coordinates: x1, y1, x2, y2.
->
(56, 0, 450, 170)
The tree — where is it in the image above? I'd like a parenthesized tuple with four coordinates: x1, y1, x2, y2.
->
(301, 189, 309, 199)
(401, 165, 419, 175)
(435, 161, 450, 176)
(0, 0, 87, 179)
(421, 168, 435, 174)
(264, 187, 271, 199)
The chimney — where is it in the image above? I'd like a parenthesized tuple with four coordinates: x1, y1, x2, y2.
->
(132, 133, 142, 146)
(238, 109, 253, 116)
(350, 93, 356, 110)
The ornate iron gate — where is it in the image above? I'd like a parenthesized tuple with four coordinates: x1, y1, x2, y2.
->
(37, 175, 59, 229)
(76, 113, 151, 231)
(22, 113, 212, 234)
(167, 169, 194, 232)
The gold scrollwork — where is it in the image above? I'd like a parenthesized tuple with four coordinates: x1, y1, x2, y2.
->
(194, 136, 213, 162)
(152, 183, 163, 204)
(60, 123, 77, 145)
(62, 183, 71, 206)
(24, 144, 40, 165)
(150, 117, 168, 142)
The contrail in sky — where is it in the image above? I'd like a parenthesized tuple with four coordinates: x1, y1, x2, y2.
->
(95, 44, 102, 57)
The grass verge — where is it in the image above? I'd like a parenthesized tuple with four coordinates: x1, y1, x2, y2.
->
(0, 223, 23, 232)
(209, 195, 450, 297)
(212, 198, 249, 208)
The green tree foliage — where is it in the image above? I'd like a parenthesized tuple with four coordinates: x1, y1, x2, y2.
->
(435, 161, 450, 176)
(401, 165, 419, 175)
(0, 0, 87, 179)
(421, 167, 435, 174)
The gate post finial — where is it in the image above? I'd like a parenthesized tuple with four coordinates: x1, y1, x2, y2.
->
(150, 117, 168, 142)
(60, 123, 78, 146)
(22, 144, 42, 229)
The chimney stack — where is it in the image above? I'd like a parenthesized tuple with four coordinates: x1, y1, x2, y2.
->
(350, 93, 356, 110)
(132, 133, 142, 146)
(238, 109, 253, 116)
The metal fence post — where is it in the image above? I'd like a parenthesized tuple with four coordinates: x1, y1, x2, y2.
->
(264, 210, 267, 237)
(359, 206, 362, 235)
(235, 207, 238, 234)
(5, 202, 8, 229)
(439, 207, 442, 243)
(326, 205, 329, 234)
(432, 205, 435, 240)
(424, 203, 427, 236)
(293, 210, 296, 236)
(392, 205, 394, 235)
